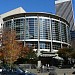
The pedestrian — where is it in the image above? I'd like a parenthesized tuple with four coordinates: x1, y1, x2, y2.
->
(64, 73, 66, 75)
(48, 64, 49, 67)
(42, 65, 44, 73)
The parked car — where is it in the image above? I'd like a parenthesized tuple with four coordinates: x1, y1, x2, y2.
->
(72, 71, 75, 74)
(2, 67, 36, 75)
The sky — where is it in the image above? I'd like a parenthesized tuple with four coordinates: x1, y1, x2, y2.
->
(0, 0, 75, 20)
(0, 0, 55, 14)
(72, 0, 75, 20)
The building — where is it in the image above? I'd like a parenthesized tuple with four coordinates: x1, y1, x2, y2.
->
(0, 16, 3, 47)
(0, 7, 70, 55)
(70, 31, 75, 49)
(55, 0, 74, 31)
(0, 7, 26, 47)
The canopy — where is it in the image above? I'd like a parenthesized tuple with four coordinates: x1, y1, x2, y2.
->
(53, 56, 64, 60)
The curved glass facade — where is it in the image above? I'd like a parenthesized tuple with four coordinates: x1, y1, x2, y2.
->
(3, 13, 70, 52)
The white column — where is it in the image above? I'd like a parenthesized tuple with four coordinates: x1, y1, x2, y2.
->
(24, 15, 26, 47)
(37, 15, 41, 69)
(60, 21, 62, 48)
(37, 61, 41, 68)
(50, 18, 53, 52)
(37, 15, 40, 57)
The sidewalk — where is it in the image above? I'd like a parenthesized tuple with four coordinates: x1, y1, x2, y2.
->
(30, 68, 75, 75)
(55, 68, 74, 75)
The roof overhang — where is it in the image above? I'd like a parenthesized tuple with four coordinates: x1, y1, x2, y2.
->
(2, 12, 70, 26)
(1, 7, 26, 19)
(40, 52, 56, 57)
(55, 0, 71, 4)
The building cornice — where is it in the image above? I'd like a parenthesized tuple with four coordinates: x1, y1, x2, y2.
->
(2, 12, 70, 26)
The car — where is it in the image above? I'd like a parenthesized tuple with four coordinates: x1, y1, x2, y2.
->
(2, 67, 36, 75)
(72, 71, 75, 74)
(25, 72, 37, 75)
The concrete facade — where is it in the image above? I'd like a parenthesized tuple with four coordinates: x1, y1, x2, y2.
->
(55, 0, 74, 31)
(1, 8, 70, 53)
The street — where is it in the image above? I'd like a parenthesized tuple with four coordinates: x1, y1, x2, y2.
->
(0, 68, 74, 75)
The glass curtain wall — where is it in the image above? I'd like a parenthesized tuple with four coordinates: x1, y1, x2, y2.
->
(3, 14, 70, 52)
(14, 19, 25, 40)
(4, 20, 12, 30)
(39, 18, 51, 50)
(61, 23, 67, 42)
(51, 20, 61, 41)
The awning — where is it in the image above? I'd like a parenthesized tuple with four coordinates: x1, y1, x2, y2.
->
(40, 52, 56, 57)
(53, 56, 63, 60)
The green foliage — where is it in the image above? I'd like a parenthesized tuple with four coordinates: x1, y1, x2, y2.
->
(26, 47, 37, 60)
(70, 51, 75, 58)
(57, 47, 73, 58)
(16, 46, 37, 64)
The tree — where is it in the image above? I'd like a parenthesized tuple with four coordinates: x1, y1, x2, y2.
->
(21, 44, 30, 58)
(25, 46, 37, 64)
(18, 45, 37, 64)
(0, 49, 3, 60)
(57, 47, 72, 58)
(2, 29, 21, 67)
(57, 47, 74, 65)
(26, 46, 37, 60)
(69, 51, 75, 59)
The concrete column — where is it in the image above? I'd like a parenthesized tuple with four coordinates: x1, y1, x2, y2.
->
(24, 15, 26, 47)
(37, 15, 41, 69)
(60, 21, 62, 48)
(50, 18, 53, 52)
(37, 60, 41, 68)
(37, 15, 40, 57)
